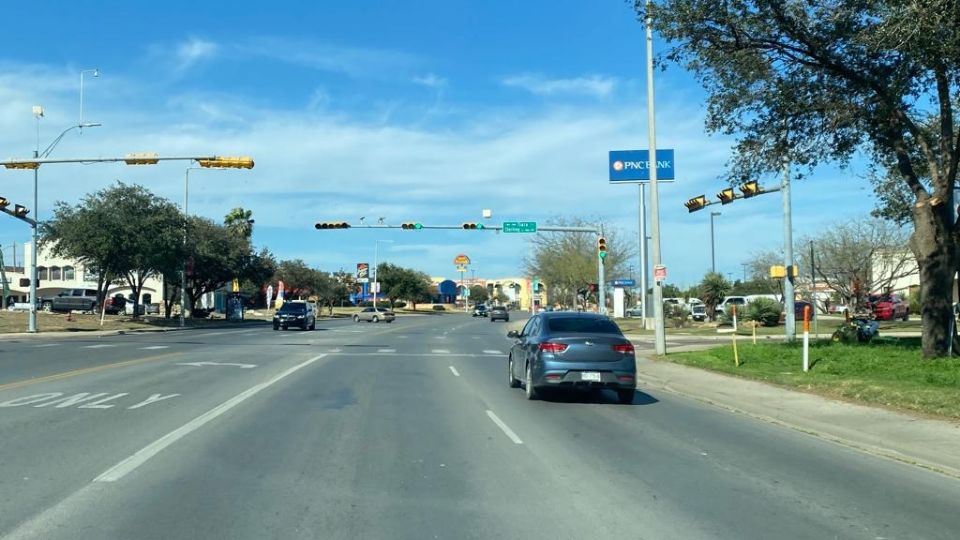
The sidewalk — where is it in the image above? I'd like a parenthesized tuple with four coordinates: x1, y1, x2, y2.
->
(635, 353, 960, 478)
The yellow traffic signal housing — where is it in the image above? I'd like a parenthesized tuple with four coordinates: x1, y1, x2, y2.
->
(0, 197, 8, 209)
(3, 161, 39, 170)
(597, 237, 608, 259)
(717, 188, 736, 204)
(13, 204, 29, 217)
(684, 195, 708, 213)
(769, 265, 786, 278)
(401, 222, 423, 230)
(197, 156, 255, 169)
(462, 222, 485, 230)
(740, 181, 760, 198)
(314, 222, 351, 229)
(124, 152, 160, 165)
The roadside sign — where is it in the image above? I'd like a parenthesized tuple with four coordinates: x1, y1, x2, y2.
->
(453, 254, 471, 266)
(502, 221, 537, 233)
(356, 263, 370, 283)
(612, 279, 636, 287)
(654, 265, 667, 282)
(609, 149, 675, 182)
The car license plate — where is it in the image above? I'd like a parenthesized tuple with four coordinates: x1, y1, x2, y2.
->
(581, 372, 602, 382)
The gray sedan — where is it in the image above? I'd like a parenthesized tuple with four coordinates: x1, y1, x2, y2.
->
(353, 307, 396, 323)
(507, 312, 637, 404)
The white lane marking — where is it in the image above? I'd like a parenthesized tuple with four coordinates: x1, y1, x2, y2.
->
(483, 350, 504, 355)
(95, 354, 328, 482)
(486, 410, 523, 445)
(177, 361, 257, 369)
(195, 331, 227, 337)
(83, 344, 114, 349)
(432, 349, 450, 354)
(328, 348, 342, 353)
(141, 346, 169, 350)
(34, 393, 109, 408)
(128, 393, 180, 409)
(448, 366, 460, 377)
(397, 335, 408, 339)
(77, 393, 129, 409)
(237, 330, 261, 335)
(34, 343, 61, 348)
(377, 348, 396, 353)
(435, 336, 447, 340)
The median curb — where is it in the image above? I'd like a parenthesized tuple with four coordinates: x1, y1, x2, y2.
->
(0, 321, 271, 341)
(634, 354, 960, 480)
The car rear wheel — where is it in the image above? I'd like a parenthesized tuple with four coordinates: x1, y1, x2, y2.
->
(617, 389, 635, 405)
(525, 363, 538, 400)
(42, 302, 52, 313)
(353, 314, 360, 323)
(309, 320, 316, 330)
(372, 315, 379, 323)
(507, 357, 520, 388)
(902, 312, 909, 322)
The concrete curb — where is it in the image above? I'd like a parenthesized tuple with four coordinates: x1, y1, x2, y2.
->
(0, 321, 271, 341)
(635, 356, 960, 480)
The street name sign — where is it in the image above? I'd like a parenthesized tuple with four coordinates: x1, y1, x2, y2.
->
(503, 221, 537, 233)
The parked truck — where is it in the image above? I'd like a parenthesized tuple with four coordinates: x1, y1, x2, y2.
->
(41, 288, 99, 313)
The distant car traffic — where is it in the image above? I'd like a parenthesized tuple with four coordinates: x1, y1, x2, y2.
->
(506, 312, 637, 404)
(625, 306, 644, 318)
(718, 296, 747, 315)
(691, 304, 707, 322)
(489, 305, 509, 322)
(472, 305, 488, 317)
(353, 306, 395, 323)
(273, 301, 316, 330)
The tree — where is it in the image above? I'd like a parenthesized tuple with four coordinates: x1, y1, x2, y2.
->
(661, 283, 684, 299)
(469, 285, 490, 304)
(272, 259, 324, 299)
(641, 0, 960, 356)
(797, 219, 916, 309)
(42, 182, 183, 318)
(699, 272, 731, 321)
(224, 207, 254, 238)
(375, 263, 433, 309)
(524, 217, 634, 307)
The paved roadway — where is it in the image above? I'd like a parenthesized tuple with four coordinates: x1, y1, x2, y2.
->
(1, 313, 959, 539)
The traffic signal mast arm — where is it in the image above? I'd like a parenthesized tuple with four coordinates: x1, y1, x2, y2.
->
(684, 182, 781, 212)
(315, 222, 600, 233)
(2, 155, 252, 168)
(0, 205, 36, 226)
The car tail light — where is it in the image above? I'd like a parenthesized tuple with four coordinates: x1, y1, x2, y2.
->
(544, 373, 563, 382)
(612, 343, 635, 354)
(539, 342, 568, 353)
(617, 374, 635, 382)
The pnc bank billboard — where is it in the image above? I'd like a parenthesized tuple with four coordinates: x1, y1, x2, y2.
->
(608, 149, 675, 182)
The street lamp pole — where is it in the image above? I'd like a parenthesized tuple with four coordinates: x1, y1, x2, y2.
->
(710, 211, 721, 274)
(181, 168, 193, 328)
(645, 0, 667, 355)
(372, 240, 393, 309)
(79, 68, 99, 130)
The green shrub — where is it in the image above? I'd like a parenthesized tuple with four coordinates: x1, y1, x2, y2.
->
(746, 298, 782, 327)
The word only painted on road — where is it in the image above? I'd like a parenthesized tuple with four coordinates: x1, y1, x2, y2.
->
(0, 392, 180, 410)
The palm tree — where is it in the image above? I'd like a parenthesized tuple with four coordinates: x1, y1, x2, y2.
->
(699, 272, 732, 321)
(224, 207, 254, 238)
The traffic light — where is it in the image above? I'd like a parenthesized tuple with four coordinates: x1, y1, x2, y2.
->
(717, 188, 736, 205)
(0, 197, 8, 209)
(401, 222, 423, 230)
(740, 181, 760, 198)
(462, 222, 485, 230)
(597, 237, 608, 259)
(3, 161, 39, 170)
(315, 222, 351, 229)
(197, 156, 255, 169)
(124, 152, 160, 165)
(684, 195, 708, 213)
(13, 204, 29, 217)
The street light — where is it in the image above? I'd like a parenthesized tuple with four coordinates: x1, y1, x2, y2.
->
(372, 240, 393, 309)
(79, 68, 99, 129)
(710, 211, 721, 273)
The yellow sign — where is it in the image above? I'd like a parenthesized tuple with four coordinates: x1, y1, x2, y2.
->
(231, 279, 240, 292)
(453, 254, 470, 266)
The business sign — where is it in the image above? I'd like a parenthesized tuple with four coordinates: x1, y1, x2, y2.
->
(453, 254, 471, 266)
(356, 263, 370, 283)
(609, 149, 675, 182)
(611, 278, 636, 287)
(654, 265, 667, 282)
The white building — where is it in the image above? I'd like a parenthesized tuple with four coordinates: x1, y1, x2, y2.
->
(2, 242, 166, 306)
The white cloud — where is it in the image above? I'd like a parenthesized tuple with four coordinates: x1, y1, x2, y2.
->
(237, 37, 422, 79)
(413, 73, 447, 88)
(173, 38, 218, 72)
(502, 74, 617, 98)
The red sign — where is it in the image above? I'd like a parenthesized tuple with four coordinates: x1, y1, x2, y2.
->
(453, 254, 470, 266)
(654, 265, 667, 282)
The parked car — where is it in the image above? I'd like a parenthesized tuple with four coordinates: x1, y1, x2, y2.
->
(625, 306, 644, 318)
(472, 304, 488, 317)
(489, 305, 509, 322)
(718, 296, 748, 315)
(507, 312, 637, 404)
(104, 294, 128, 315)
(691, 304, 707, 322)
(353, 306, 395, 323)
(41, 288, 99, 313)
(869, 293, 909, 321)
(829, 304, 850, 315)
(273, 300, 316, 330)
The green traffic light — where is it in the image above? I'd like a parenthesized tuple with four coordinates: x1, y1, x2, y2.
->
(414, 223, 422, 229)
(477, 223, 485, 229)
(599, 251, 608, 259)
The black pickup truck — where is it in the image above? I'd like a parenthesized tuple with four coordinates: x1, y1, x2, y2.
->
(41, 288, 99, 313)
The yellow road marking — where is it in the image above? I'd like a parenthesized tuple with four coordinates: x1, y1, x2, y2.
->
(0, 352, 183, 392)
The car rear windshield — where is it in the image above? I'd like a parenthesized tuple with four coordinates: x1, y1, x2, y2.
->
(547, 317, 622, 334)
(279, 303, 306, 313)
(491, 307, 506, 311)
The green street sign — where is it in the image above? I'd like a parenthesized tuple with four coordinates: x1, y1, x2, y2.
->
(502, 221, 537, 233)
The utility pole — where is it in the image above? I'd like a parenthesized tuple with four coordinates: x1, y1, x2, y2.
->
(710, 211, 721, 274)
(645, 1, 666, 355)
(782, 153, 796, 342)
(639, 183, 649, 323)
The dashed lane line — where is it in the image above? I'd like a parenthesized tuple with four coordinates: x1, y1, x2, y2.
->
(486, 410, 523, 445)
(449, 366, 460, 377)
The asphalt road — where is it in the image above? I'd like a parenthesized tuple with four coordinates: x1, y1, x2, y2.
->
(1, 313, 959, 539)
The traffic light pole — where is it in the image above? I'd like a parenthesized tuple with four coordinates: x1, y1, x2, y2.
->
(782, 156, 796, 342)
(29, 150, 38, 333)
(645, 2, 667, 356)
(598, 242, 606, 315)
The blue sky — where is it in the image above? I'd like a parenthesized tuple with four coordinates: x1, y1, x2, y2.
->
(0, 0, 881, 287)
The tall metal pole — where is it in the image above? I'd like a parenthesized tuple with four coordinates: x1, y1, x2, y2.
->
(598, 235, 607, 315)
(373, 241, 379, 310)
(710, 212, 717, 273)
(782, 155, 796, 341)
(810, 240, 818, 337)
(180, 169, 190, 327)
(639, 183, 648, 323)
(645, 2, 666, 355)
(28, 151, 39, 333)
